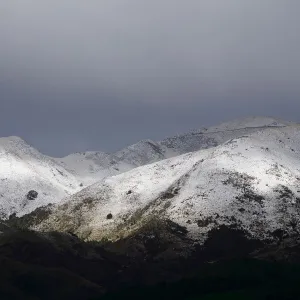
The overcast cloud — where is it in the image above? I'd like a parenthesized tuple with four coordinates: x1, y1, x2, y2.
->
(0, 1, 300, 156)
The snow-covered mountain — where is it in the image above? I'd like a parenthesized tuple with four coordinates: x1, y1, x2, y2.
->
(158, 116, 294, 155)
(30, 124, 300, 248)
(0, 136, 81, 218)
(106, 116, 295, 166)
(51, 116, 298, 176)
(0, 116, 298, 219)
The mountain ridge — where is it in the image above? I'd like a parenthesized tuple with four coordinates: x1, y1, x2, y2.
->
(0, 116, 298, 219)
(23, 125, 300, 251)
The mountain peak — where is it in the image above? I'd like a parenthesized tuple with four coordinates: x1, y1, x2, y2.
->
(205, 116, 295, 133)
(0, 136, 38, 158)
(0, 135, 27, 145)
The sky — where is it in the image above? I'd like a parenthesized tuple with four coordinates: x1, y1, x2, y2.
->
(1, 1, 300, 156)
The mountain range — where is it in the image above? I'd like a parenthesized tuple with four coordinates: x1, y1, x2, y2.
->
(27, 119, 300, 249)
(0, 116, 294, 218)
(2, 116, 300, 299)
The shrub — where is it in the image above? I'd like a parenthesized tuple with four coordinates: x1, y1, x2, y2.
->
(26, 190, 38, 200)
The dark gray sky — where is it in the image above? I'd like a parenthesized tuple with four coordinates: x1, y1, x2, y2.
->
(1, 1, 300, 156)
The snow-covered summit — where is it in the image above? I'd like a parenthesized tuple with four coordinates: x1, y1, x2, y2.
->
(0, 136, 39, 156)
(205, 116, 293, 132)
(157, 116, 296, 156)
(0, 136, 81, 217)
(112, 139, 167, 166)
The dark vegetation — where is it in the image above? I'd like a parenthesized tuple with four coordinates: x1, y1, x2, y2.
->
(274, 185, 294, 200)
(26, 190, 38, 200)
(222, 172, 265, 205)
(0, 229, 125, 300)
(106, 213, 113, 220)
(0, 218, 300, 299)
(103, 259, 300, 300)
(197, 216, 217, 227)
(7, 205, 53, 229)
(160, 187, 180, 200)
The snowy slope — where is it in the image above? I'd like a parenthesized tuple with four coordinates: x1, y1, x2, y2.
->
(112, 139, 174, 166)
(0, 137, 81, 217)
(54, 151, 133, 186)
(33, 125, 300, 245)
(158, 116, 294, 155)
(111, 116, 297, 165)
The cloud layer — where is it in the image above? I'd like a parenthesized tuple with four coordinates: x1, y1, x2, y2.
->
(1, 1, 300, 155)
